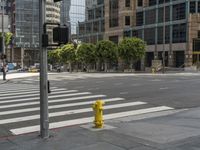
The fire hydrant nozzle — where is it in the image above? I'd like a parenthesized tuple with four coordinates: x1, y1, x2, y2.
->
(93, 100, 104, 128)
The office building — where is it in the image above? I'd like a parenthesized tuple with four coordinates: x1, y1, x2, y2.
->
(60, 0, 85, 42)
(6, 0, 60, 66)
(79, 0, 200, 69)
(78, 0, 104, 43)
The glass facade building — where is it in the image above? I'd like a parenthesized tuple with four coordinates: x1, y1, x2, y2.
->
(15, 0, 39, 48)
(78, 0, 104, 43)
(60, 0, 85, 36)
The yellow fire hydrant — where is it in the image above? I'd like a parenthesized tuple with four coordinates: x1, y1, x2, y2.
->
(92, 100, 105, 128)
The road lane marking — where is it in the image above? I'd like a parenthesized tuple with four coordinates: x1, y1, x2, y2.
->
(0, 88, 67, 97)
(0, 98, 124, 115)
(0, 101, 143, 124)
(119, 92, 129, 95)
(159, 87, 169, 90)
(0, 90, 78, 100)
(0, 94, 106, 108)
(10, 106, 173, 135)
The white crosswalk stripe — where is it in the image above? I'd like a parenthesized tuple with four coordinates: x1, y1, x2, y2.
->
(0, 83, 174, 135)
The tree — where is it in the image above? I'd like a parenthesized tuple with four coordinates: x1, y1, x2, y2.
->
(118, 37, 146, 69)
(48, 48, 62, 65)
(96, 40, 118, 72)
(5, 32, 13, 47)
(76, 43, 96, 71)
(0, 32, 13, 55)
(60, 44, 76, 72)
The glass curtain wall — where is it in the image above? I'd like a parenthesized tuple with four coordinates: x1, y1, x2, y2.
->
(15, 0, 39, 48)
(61, 0, 85, 35)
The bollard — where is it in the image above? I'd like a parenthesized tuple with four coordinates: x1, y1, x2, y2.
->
(92, 100, 104, 128)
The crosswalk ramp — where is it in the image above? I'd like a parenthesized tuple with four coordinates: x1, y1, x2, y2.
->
(0, 83, 174, 135)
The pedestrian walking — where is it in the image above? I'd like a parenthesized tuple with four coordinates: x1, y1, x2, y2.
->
(1, 64, 8, 80)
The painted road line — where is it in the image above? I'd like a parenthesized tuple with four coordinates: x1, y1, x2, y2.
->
(10, 106, 174, 135)
(0, 87, 39, 92)
(0, 94, 105, 109)
(159, 87, 169, 90)
(0, 90, 78, 100)
(0, 98, 124, 115)
(0, 101, 146, 124)
(0, 87, 58, 94)
(0, 88, 67, 97)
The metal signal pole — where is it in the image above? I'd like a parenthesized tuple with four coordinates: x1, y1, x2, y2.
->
(39, 0, 49, 138)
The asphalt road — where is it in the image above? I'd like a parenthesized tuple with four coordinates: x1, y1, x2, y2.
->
(16, 72, 200, 109)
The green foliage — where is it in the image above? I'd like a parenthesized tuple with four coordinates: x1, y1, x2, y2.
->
(48, 48, 62, 64)
(118, 37, 146, 63)
(60, 44, 76, 63)
(5, 32, 13, 46)
(76, 43, 96, 64)
(96, 40, 118, 62)
(0, 32, 13, 46)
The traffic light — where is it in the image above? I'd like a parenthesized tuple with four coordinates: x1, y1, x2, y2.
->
(53, 26, 69, 45)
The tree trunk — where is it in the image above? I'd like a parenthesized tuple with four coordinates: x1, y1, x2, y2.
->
(104, 60, 108, 72)
(69, 62, 72, 73)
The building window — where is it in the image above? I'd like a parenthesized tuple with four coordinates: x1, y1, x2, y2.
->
(125, 0, 130, 7)
(173, 3, 186, 21)
(145, 9, 156, 25)
(149, 0, 157, 6)
(132, 30, 143, 39)
(190, 1, 196, 13)
(144, 28, 155, 45)
(158, 6, 170, 23)
(109, 36, 119, 44)
(88, 10, 94, 20)
(138, 0, 143, 7)
(136, 12, 143, 26)
(159, 0, 170, 4)
(97, 0, 104, 5)
(173, 23, 186, 43)
(124, 30, 131, 37)
(157, 26, 170, 44)
(125, 16, 130, 26)
(198, 2, 200, 13)
(109, 0, 119, 28)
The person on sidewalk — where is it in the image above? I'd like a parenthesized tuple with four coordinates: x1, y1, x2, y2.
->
(1, 64, 8, 80)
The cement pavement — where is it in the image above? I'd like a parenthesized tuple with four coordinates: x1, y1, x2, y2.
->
(1, 107, 200, 150)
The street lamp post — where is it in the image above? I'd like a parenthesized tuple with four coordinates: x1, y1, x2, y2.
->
(162, 0, 166, 73)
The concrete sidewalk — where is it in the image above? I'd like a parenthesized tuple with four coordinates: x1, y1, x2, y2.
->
(1, 108, 200, 150)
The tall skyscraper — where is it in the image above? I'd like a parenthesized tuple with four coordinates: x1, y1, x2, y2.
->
(60, 0, 85, 37)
